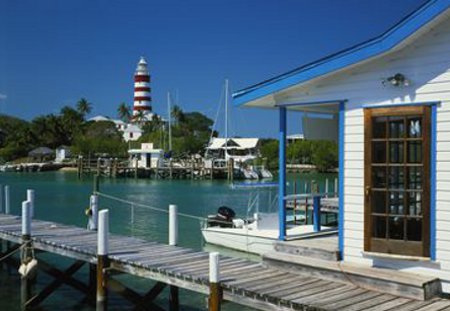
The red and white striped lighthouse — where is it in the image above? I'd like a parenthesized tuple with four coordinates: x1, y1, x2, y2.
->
(133, 56, 152, 115)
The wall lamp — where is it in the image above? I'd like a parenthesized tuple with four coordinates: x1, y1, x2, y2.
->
(382, 73, 410, 87)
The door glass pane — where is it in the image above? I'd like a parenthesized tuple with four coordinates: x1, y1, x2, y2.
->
(408, 141, 422, 163)
(407, 218, 422, 241)
(373, 117, 387, 138)
(372, 216, 386, 238)
(389, 167, 404, 189)
(408, 192, 422, 216)
(389, 142, 404, 163)
(388, 216, 405, 240)
(372, 191, 386, 214)
(408, 167, 422, 190)
(372, 166, 387, 188)
(389, 191, 404, 215)
(389, 117, 405, 138)
(408, 117, 422, 138)
(373, 142, 386, 163)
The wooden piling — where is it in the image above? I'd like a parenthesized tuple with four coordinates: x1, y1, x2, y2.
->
(4, 185, 10, 215)
(88, 195, 99, 231)
(134, 158, 138, 179)
(21, 200, 32, 311)
(93, 175, 100, 193)
(97, 209, 109, 311)
(208, 252, 221, 311)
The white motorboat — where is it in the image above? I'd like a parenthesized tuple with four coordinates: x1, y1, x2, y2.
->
(201, 182, 338, 255)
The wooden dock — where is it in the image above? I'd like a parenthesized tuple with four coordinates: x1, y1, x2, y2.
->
(1, 213, 450, 310)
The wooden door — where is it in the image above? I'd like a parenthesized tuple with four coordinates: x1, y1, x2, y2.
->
(364, 106, 430, 257)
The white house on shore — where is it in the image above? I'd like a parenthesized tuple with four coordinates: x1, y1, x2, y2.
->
(88, 115, 143, 142)
(233, 0, 450, 293)
(128, 143, 163, 169)
(205, 137, 260, 162)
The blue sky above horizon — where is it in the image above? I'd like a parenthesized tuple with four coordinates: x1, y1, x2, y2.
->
(0, 0, 427, 138)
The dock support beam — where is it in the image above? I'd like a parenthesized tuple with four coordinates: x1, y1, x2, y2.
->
(168, 204, 179, 310)
(21, 200, 33, 311)
(97, 210, 109, 311)
(208, 252, 221, 311)
(278, 106, 287, 241)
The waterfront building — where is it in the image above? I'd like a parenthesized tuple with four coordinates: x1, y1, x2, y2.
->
(205, 137, 260, 162)
(55, 145, 71, 163)
(128, 142, 163, 168)
(233, 0, 450, 293)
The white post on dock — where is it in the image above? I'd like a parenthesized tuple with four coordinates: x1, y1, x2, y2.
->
(27, 189, 35, 218)
(208, 252, 221, 311)
(97, 209, 109, 311)
(169, 204, 178, 246)
(325, 178, 329, 198)
(4, 185, 10, 214)
(22, 200, 31, 238)
(88, 195, 99, 231)
(21, 200, 32, 311)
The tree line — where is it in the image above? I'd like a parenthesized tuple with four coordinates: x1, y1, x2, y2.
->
(259, 139, 338, 172)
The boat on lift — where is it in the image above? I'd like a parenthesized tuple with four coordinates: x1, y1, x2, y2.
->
(201, 182, 338, 255)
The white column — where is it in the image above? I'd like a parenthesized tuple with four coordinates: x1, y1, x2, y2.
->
(98, 210, 109, 256)
(169, 204, 178, 246)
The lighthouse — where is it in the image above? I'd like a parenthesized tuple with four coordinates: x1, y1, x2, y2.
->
(133, 56, 152, 116)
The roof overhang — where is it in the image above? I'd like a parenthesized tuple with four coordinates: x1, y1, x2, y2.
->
(232, 0, 450, 108)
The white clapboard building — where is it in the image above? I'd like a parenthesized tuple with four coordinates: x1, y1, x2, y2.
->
(233, 0, 450, 293)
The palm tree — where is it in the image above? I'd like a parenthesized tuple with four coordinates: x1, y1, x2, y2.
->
(133, 110, 146, 125)
(171, 105, 185, 124)
(76, 98, 92, 117)
(117, 102, 132, 122)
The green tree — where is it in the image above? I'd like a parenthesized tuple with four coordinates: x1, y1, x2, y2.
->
(117, 102, 132, 122)
(76, 98, 92, 117)
(171, 105, 185, 124)
(72, 121, 126, 156)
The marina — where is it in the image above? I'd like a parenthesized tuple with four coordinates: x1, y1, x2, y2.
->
(2, 0, 450, 310)
(1, 184, 450, 311)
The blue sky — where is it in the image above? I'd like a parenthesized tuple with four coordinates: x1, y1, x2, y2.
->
(0, 0, 427, 137)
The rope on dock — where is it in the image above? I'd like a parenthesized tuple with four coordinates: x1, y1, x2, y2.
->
(0, 242, 28, 263)
(94, 191, 205, 221)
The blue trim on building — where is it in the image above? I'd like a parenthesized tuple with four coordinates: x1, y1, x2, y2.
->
(233, 0, 449, 107)
(276, 99, 348, 107)
(278, 107, 287, 241)
(338, 101, 345, 259)
(362, 101, 441, 109)
(430, 104, 437, 261)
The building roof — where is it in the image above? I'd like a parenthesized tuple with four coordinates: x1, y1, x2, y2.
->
(29, 147, 53, 156)
(232, 0, 450, 107)
(287, 134, 304, 140)
(88, 115, 111, 122)
(207, 138, 259, 150)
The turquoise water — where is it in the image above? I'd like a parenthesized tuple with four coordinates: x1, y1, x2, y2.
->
(0, 171, 336, 310)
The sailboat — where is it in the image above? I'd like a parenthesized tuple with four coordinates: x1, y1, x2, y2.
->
(204, 79, 272, 180)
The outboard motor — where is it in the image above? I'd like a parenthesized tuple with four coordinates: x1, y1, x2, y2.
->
(207, 206, 236, 228)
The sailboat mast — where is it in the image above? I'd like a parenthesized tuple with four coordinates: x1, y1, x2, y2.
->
(167, 91, 172, 151)
(225, 79, 229, 160)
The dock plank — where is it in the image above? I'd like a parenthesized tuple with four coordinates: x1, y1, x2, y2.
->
(1, 213, 450, 311)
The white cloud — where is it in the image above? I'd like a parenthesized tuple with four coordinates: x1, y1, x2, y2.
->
(0, 94, 6, 100)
